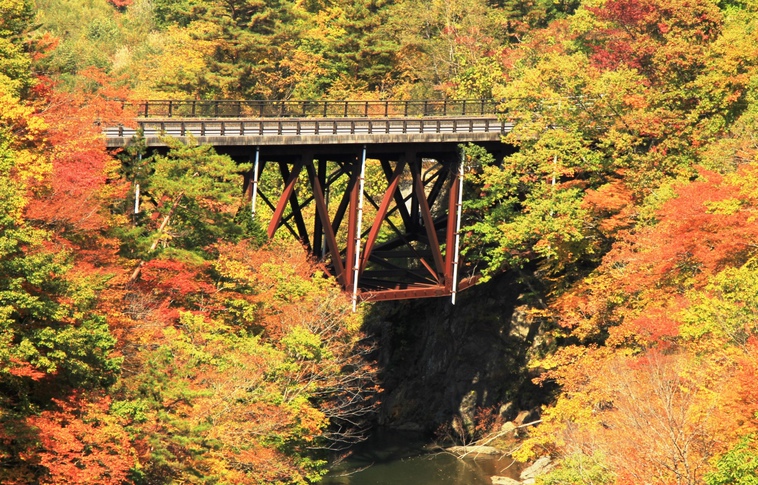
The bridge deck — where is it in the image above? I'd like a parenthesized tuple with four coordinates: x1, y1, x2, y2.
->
(105, 116, 511, 147)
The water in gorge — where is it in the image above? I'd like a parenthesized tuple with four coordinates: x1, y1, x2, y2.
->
(321, 429, 522, 485)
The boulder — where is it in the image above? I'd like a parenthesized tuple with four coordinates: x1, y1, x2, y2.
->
(446, 445, 502, 455)
(520, 456, 554, 481)
(394, 422, 423, 432)
(491, 477, 521, 485)
(514, 408, 541, 426)
(498, 401, 517, 421)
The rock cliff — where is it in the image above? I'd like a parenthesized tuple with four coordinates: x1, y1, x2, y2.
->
(363, 270, 555, 434)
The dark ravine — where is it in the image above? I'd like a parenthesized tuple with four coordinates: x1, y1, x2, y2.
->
(362, 270, 556, 436)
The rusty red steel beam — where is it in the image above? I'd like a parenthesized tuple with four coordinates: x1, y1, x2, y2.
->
(358, 162, 416, 258)
(278, 161, 311, 249)
(331, 166, 358, 236)
(359, 285, 451, 302)
(344, 162, 361, 289)
(304, 160, 346, 287)
(360, 159, 406, 273)
(379, 158, 413, 229)
(258, 190, 300, 239)
(359, 274, 478, 302)
(267, 160, 304, 238)
(362, 197, 409, 251)
(412, 161, 445, 280)
(417, 256, 440, 282)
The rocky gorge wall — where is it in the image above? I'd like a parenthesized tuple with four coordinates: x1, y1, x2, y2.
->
(362, 270, 556, 436)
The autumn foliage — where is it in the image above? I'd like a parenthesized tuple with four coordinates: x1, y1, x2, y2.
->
(465, 1, 758, 482)
(0, 1, 379, 483)
(30, 394, 135, 485)
(9, 0, 758, 483)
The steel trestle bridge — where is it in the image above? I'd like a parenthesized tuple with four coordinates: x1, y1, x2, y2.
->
(106, 99, 513, 304)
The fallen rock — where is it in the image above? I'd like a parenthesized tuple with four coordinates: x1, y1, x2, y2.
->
(514, 408, 541, 426)
(446, 445, 502, 455)
(499, 401, 517, 421)
(394, 422, 423, 432)
(500, 421, 516, 434)
(491, 477, 521, 485)
(520, 456, 554, 481)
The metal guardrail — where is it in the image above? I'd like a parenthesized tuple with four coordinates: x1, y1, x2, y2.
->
(121, 99, 501, 119)
(105, 117, 510, 142)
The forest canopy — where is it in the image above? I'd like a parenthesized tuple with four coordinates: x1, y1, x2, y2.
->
(0, 0, 757, 483)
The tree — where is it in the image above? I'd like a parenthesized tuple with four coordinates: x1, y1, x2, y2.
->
(113, 241, 378, 484)
(0, 0, 35, 95)
(493, 0, 581, 41)
(463, 0, 758, 285)
(0, 8, 127, 482)
(122, 138, 251, 278)
(25, 68, 133, 236)
(498, 5, 758, 482)
(706, 436, 758, 485)
(385, 0, 505, 98)
(150, 0, 302, 98)
(29, 394, 136, 485)
(522, 350, 747, 485)
(317, 0, 400, 97)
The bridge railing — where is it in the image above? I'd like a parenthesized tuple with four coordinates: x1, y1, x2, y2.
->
(106, 117, 510, 139)
(123, 99, 501, 119)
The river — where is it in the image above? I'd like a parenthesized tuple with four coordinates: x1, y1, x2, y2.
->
(321, 429, 522, 485)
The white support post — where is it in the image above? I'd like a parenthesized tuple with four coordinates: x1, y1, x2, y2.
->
(549, 153, 557, 217)
(251, 146, 261, 221)
(134, 152, 142, 215)
(134, 183, 140, 214)
(352, 145, 367, 312)
(551, 153, 557, 187)
(451, 150, 465, 305)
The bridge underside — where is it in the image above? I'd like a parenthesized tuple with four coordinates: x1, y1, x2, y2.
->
(223, 142, 509, 303)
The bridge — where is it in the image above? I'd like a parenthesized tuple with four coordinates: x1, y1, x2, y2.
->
(106, 99, 513, 306)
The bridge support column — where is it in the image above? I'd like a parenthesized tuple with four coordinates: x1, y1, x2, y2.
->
(313, 158, 327, 259)
(451, 149, 465, 305)
(250, 146, 260, 221)
(407, 152, 420, 235)
(351, 145, 367, 312)
(444, 155, 459, 293)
